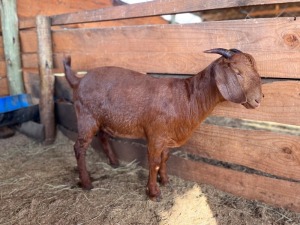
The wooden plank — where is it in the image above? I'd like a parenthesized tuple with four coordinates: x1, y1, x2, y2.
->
(0, 35, 4, 60)
(184, 123, 300, 181)
(51, 0, 300, 26)
(17, 0, 112, 18)
(20, 18, 300, 78)
(20, 30, 37, 54)
(22, 53, 38, 69)
(212, 81, 300, 126)
(0, 77, 9, 96)
(168, 155, 300, 213)
(0, 60, 6, 75)
(0, 0, 24, 95)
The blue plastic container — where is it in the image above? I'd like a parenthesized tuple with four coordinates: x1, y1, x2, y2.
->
(0, 94, 33, 113)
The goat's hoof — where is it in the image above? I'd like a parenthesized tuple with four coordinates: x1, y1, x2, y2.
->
(109, 161, 120, 168)
(150, 195, 162, 202)
(78, 182, 93, 190)
(158, 178, 169, 186)
(146, 188, 162, 202)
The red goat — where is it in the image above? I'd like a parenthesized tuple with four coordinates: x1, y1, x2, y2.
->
(63, 48, 263, 201)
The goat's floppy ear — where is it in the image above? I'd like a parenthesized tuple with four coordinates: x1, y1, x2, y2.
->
(213, 62, 247, 103)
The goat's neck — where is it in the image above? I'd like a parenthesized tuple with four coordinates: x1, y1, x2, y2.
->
(187, 65, 223, 122)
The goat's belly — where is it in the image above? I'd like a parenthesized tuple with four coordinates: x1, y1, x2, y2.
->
(101, 125, 145, 139)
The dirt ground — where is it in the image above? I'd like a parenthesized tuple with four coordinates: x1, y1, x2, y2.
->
(1, 131, 300, 225)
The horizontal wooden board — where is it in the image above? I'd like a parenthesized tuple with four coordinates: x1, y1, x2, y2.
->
(168, 155, 300, 213)
(212, 81, 300, 126)
(17, 0, 112, 18)
(185, 123, 300, 181)
(21, 18, 300, 78)
(51, 0, 300, 26)
(0, 60, 6, 76)
(0, 77, 9, 96)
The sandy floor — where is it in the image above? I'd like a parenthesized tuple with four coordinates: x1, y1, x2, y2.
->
(0, 131, 299, 225)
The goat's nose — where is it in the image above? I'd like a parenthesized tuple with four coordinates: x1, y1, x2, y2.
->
(255, 99, 260, 104)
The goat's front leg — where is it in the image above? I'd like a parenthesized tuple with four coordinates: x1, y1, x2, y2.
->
(146, 142, 165, 201)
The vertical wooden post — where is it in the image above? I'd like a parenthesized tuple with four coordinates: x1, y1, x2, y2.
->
(0, 0, 24, 95)
(36, 15, 55, 145)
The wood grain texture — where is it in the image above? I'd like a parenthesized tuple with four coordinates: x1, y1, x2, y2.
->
(17, 0, 111, 18)
(168, 155, 300, 213)
(0, 60, 6, 76)
(0, 77, 9, 96)
(51, 0, 300, 25)
(17, 0, 167, 29)
(20, 18, 300, 78)
(185, 123, 300, 181)
(0, 36, 4, 60)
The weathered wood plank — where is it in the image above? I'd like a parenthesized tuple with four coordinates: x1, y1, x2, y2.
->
(185, 123, 300, 181)
(168, 155, 300, 213)
(0, 77, 9, 96)
(0, 60, 6, 75)
(20, 18, 300, 78)
(0, 35, 4, 60)
(51, 0, 300, 26)
(0, 0, 24, 95)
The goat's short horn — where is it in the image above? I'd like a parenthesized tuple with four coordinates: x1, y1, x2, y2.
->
(204, 48, 234, 58)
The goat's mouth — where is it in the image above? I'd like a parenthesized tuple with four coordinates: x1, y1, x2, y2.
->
(242, 101, 260, 109)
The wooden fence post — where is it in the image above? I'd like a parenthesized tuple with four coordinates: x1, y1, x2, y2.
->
(36, 15, 55, 145)
(0, 0, 24, 95)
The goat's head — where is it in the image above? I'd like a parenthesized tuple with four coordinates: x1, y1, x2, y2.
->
(205, 48, 263, 109)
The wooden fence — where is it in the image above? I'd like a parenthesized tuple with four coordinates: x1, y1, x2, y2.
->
(3, 0, 300, 212)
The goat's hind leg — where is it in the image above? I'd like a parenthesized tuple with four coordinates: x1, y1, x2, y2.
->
(74, 113, 98, 190)
(98, 131, 120, 167)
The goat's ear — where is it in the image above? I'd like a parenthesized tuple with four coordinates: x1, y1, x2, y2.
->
(213, 62, 247, 103)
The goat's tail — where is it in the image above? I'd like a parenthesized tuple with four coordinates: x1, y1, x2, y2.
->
(63, 56, 80, 88)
